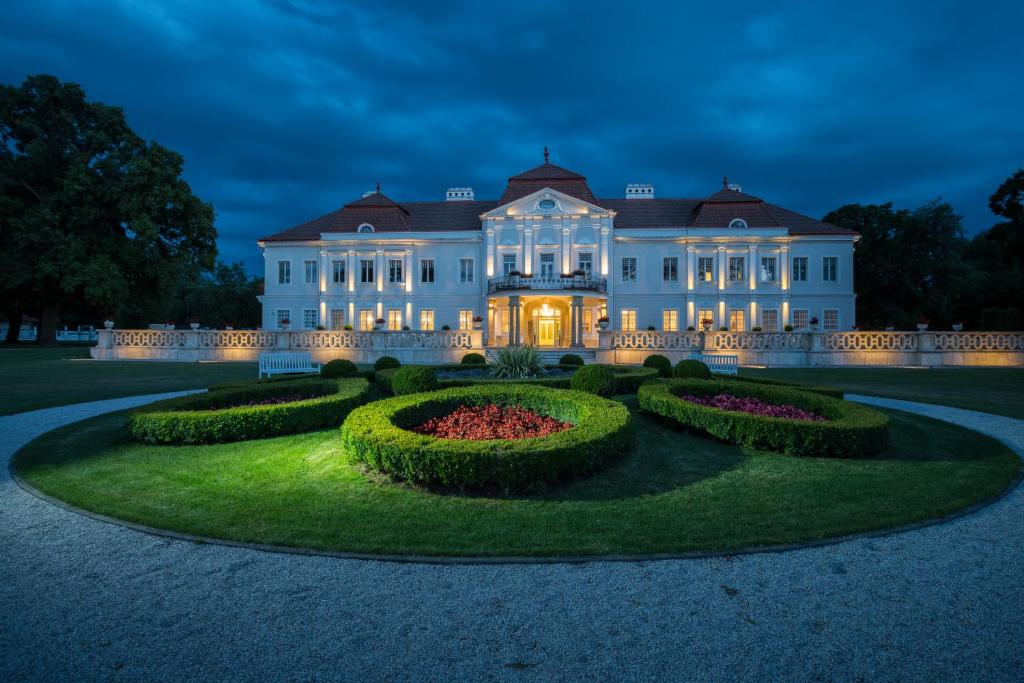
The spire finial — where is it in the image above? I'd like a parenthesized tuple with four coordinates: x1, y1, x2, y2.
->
(376, 181, 381, 193)
(543, 146, 549, 163)
(722, 176, 729, 189)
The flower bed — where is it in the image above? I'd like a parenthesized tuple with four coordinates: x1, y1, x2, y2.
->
(638, 378, 889, 458)
(341, 384, 632, 491)
(413, 404, 571, 440)
(129, 377, 371, 444)
(677, 394, 825, 421)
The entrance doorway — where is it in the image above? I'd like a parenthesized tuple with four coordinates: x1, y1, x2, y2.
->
(538, 319, 556, 346)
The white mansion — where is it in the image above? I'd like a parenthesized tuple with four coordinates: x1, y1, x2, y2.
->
(258, 151, 857, 348)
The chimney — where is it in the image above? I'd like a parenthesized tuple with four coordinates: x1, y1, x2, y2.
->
(446, 187, 475, 201)
(727, 182, 743, 193)
(625, 183, 655, 199)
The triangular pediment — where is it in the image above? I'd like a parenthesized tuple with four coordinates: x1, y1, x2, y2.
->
(483, 187, 612, 219)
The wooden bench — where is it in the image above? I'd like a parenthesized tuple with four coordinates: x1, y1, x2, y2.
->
(689, 352, 739, 375)
(258, 352, 321, 378)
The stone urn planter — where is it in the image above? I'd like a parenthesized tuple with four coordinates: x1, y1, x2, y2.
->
(951, 323, 963, 332)
(597, 318, 610, 331)
(190, 322, 200, 330)
(473, 316, 483, 330)
(103, 320, 114, 330)
(916, 323, 929, 331)
(373, 319, 386, 331)
(279, 320, 290, 330)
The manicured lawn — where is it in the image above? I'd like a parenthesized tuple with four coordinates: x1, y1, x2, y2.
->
(14, 399, 1019, 557)
(740, 367, 1024, 419)
(0, 348, 257, 415)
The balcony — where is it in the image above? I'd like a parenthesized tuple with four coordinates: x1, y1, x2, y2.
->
(487, 273, 608, 295)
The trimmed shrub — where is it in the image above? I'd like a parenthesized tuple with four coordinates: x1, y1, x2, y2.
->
(321, 358, 359, 378)
(642, 354, 673, 378)
(570, 365, 616, 397)
(341, 384, 632, 491)
(674, 359, 712, 379)
(129, 378, 371, 444)
(374, 356, 401, 371)
(461, 352, 487, 365)
(638, 378, 889, 458)
(558, 353, 585, 366)
(391, 366, 439, 395)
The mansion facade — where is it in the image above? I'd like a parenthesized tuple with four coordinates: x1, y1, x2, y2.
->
(258, 152, 857, 348)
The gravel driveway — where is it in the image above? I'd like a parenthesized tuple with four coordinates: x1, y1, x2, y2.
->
(1, 392, 1022, 682)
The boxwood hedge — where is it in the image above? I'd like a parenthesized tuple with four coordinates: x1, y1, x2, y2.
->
(638, 378, 888, 458)
(374, 364, 660, 395)
(341, 384, 632, 491)
(129, 377, 371, 444)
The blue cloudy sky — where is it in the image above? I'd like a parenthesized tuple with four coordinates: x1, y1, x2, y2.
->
(2, 0, 1022, 272)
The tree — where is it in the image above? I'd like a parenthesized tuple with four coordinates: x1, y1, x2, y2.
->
(173, 261, 263, 329)
(0, 74, 216, 342)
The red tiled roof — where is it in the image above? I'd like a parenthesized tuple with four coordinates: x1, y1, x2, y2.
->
(499, 161, 598, 205)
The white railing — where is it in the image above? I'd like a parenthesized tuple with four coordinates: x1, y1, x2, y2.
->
(821, 332, 919, 351)
(709, 332, 809, 351)
(930, 332, 1024, 352)
(608, 331, 701, 350)
(487, 274, 607, 294)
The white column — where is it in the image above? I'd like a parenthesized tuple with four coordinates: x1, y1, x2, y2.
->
(375, 250, 384, 292)
(346, 251, 356, 293)
(561, 227, 572, 275)
(780, 246, 790, 291)
(508, 296, 519, 345)
(686, 299, 695, 329)
(318, 248, 329, 327)
(523, 228, 533, 275)
(572, 295, 584, 347)
(748, 243, 758, 292)
(600, 227, 610, 276)
(404, 249, 413, 293)
(485, 228, 495, 278)
(718, 246, 727, 291)
(686, 244, 696, 291)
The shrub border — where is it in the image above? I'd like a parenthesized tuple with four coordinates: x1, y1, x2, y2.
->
(129, 377, 371, 444)
(638, 378, 889, 458)
(341, 384, 632, 491)
(375, 364, 659, 395)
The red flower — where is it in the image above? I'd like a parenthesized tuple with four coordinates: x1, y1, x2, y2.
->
(677, 393, 825, 421)
(413, 404, 572, 440)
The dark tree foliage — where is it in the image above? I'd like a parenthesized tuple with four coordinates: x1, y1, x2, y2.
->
(0, 74, 216, 341)
(173, 261, 263, 329)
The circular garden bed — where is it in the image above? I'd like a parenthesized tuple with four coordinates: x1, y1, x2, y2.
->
(129, 377, 371, 444)
(340, 385, 632, 491)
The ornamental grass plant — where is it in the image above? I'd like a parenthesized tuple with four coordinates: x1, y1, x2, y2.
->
(490, 345, 546, 379)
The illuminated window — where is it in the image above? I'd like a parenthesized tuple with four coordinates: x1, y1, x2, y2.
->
(459, 309, 473, 331)
(698, 257, 714, 282)
(698, 308, 714, 329)
(387, 309, 402, 331)
(583, 308, 593, 332)
(728, 257, 745, 282)
(419, 309, 434, 330)
(729, 309, 745, 331)
(359, 309, 374, 331)
(621, 309, 637, 331)
(823, 309, 840, 330)
(662, 309, 678, 331)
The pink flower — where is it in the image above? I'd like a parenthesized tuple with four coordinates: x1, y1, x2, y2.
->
(678, 393, 825, 421)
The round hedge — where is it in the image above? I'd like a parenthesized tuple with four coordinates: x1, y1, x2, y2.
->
(673, 359, 712, 379)
(391, 366, 439, 395)
(374, 356, 401, 371)
(322, 359, 359, 378)
(642, 354, 672, 378)
(638, 378, 889, 458)
(341, 384, 632, 491)
(570, 365, 616, 397)
(461, 352, 486, 365)
(558, 353, 584, 366)
(129, 378, 371, 444)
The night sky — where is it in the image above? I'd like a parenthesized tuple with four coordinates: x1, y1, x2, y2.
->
(2, 0, 1022, 273)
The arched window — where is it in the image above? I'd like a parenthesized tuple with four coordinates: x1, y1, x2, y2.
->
(728, 218, 748, 229)
(357, 224, 374, 233)
(538, 198, 557, 211)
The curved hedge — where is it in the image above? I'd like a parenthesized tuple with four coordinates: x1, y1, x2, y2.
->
(129, 377, 371, 444)
(638, 378, 889, 458)
(341, 384, 632, 491)
(376, 364, 661, 395)
(391, 366, 439, 395)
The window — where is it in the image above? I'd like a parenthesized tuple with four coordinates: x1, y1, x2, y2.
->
(357, 223, 374, 233)
(621, 257, 637, 282)
(387, 309, 402, 331)
(459, 258, 474, 283)
(698, 257, 714, 283)
(302, 309, 317, 329)
(459, 309, 473, 331)
(663, 257, 678, 282)
(823, 256, 838, 282)
(662, 309, 678, 332)
(698, 308, 715, 329)
(330, 309, 345, 330)
(419, 309, 434, 331)
(277, 261, 291, 285)
(359, 259, 374, 283)
(332, 260, 345, 284)
(502, 254, 517, 275)
(578, 253, 592, 276)
(540, 253, 555, 278)
(760, 257, 777, 282)
(728, 256, 745, 282)
(388, 259, 403, 283)
(761, 309, 778, 331)
(620, 309, 637, 331)
(276, 309, 291, 327)
(729, 218, 748, 229)
(792, 309, 809, 330)
(538, 198, 556, 210)
(792, 257, 808, 282)
(583, 308, 593, 332)
(359, 309, 374, 331)
(729, 309, 746, 332)
(823, 309, 840, 330)
(421, 259, 435, 283)
(304, 260, 317, 285)
(499, 309, 509, 334)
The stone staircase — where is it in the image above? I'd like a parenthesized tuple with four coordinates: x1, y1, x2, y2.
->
(485, 347, 597, 365)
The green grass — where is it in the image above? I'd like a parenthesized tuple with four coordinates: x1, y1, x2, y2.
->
(0, 348, 257, 415)
(739, 367, 1024, 419)
(13, 399, 1020, 557)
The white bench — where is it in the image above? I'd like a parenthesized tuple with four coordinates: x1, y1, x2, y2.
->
(258, 352, 321, 378)
(689, 352, 739, 375)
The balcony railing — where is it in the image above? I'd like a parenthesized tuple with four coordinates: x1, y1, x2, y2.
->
(487, 274, 607, 294)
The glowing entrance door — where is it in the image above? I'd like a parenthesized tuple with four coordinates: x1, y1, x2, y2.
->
(538, 319, 556, 346)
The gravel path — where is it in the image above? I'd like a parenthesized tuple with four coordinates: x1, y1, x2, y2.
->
(1, 392, 1022, 682)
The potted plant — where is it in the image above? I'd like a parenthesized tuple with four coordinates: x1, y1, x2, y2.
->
(783, 324, 794, 332)
(719, 326, 729, 332)
(916, 316, 930, 331)
(686, 325, 696, 331)
(103, 317, 115, 330)
(597, 316, 610, 331)
(751, 326, 762, 332)
(343, 323, 354, 331)
(473, 315, 483, 329)
(441, 324, 451, 331)
(279, 318, 290, 330)
(646, 325, 656, 331)
(701, 317, 713, 332)
(809, 316, 819, 331)
(951, 321, 964, 332)
(315, 324, 326, 331)
(189, 317, 200, 330)
(374, 317, 386, 331)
